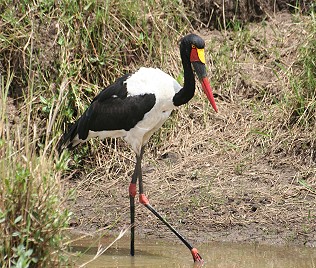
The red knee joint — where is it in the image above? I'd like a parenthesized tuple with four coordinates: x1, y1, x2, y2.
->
(139, 194, 149, 205)
(191, 248, 203, 263)
(129, 183, 137, 197)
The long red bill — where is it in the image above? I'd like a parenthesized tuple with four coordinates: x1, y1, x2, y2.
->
(201, 77, 218, 112)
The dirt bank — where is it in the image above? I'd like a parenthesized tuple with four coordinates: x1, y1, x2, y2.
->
(66, 148, 316, 247)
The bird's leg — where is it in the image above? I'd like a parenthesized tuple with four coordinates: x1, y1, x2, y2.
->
(129, 174, 136, 256)
(129, 148, 144, 256)
(138, 170, 203, 262)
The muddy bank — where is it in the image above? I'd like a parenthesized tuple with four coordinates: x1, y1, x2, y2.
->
(66, 149, 316, 247)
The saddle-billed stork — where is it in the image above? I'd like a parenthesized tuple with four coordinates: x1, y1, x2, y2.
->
(58, 33, 217, 263)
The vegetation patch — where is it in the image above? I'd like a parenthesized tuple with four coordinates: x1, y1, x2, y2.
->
(0, 75, 71, 266)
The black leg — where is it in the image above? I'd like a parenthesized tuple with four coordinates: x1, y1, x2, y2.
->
(129, 166, 138, 256)
(138, 175, 203, 262)
(129, 148, 144, 256)
(129, 193, 136, 256)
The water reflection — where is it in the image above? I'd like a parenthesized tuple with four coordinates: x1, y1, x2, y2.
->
(71, 235, 316, 268)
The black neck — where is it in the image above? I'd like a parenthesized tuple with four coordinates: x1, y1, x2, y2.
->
(173, 55, 195, 106)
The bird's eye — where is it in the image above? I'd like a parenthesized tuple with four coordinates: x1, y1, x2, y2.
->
(192, 45, 196, 48)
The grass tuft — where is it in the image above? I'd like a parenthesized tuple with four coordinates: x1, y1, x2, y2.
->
(288, 10, 316, 125)
(0, 70, 71, 266)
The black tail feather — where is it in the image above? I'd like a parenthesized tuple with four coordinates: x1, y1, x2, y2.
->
(57, 120, 79, 154)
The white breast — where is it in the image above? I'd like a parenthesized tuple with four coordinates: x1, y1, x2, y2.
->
(126, 67, 181, 101)
(123, 67, 182, 154)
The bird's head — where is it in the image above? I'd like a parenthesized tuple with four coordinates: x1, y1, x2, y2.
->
(180, 34, 218, 112)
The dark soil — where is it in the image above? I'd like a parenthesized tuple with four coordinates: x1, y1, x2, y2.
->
(185, 0, 315, 29)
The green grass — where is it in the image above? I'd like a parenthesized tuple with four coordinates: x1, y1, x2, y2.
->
(0, 157, 71, 267)
(288, 10, 316, 126)
(0, 71, 71, 266)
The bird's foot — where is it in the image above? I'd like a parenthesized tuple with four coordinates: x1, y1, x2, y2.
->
(191, 248, 203, 263)
(139, 194, 149, 205)
(129, 183, 137, 197)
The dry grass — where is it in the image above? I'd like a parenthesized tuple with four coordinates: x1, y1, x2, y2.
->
(0, 88, 71, 266)
(66, 13, 316, 248)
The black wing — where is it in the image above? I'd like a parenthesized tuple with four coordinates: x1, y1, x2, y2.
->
(58, 73, 156, 151)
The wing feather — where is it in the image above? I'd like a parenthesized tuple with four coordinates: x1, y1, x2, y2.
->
(58, 72, 156, 151)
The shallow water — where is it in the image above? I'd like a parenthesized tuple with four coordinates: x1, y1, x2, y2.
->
(72, 235, 316, 268)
